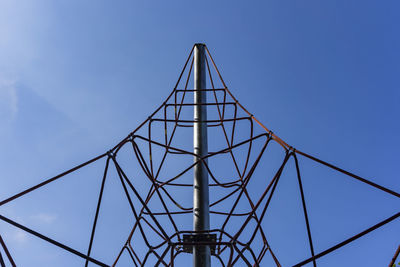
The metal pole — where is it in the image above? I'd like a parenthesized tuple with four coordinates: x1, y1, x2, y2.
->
(193, 43, 211, 267)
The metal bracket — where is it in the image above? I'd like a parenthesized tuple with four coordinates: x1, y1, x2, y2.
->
(182, 234, 217, 255)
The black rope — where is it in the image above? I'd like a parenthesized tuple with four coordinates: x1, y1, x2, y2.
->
(0, 215, 109, 267)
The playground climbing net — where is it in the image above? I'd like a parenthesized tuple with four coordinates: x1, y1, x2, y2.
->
(0, 45, 399, 267)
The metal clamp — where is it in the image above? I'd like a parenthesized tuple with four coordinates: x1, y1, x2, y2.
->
(182, 234, 217, 255)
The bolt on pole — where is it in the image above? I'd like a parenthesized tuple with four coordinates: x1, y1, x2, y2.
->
(193, 43, 211, 267)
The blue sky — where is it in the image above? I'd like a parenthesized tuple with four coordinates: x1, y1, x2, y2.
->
(0, 0, 399, 266)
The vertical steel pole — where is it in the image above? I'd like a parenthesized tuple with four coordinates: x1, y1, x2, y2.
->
(193, 43, 211, 267)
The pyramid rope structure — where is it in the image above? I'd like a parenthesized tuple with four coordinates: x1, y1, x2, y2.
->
(0, 45, 399, 267)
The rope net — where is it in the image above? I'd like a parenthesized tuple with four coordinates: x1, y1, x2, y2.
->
(0, 45, 398, 267)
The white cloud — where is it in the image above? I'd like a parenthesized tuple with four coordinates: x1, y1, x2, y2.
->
(13, 229, 28, 244)
(0, 77, 18, 120)
(31, 213, 57, 224)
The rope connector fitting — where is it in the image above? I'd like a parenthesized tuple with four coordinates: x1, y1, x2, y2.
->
(107, 150, 115, 158)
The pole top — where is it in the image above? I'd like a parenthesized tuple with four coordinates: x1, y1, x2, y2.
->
(194, 43, 206, 47)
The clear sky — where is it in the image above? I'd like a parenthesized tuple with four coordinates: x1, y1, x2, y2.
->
(0, 0, 399, 266)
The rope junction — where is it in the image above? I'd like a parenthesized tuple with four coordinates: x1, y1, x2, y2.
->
(0, 45, 398, 266)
